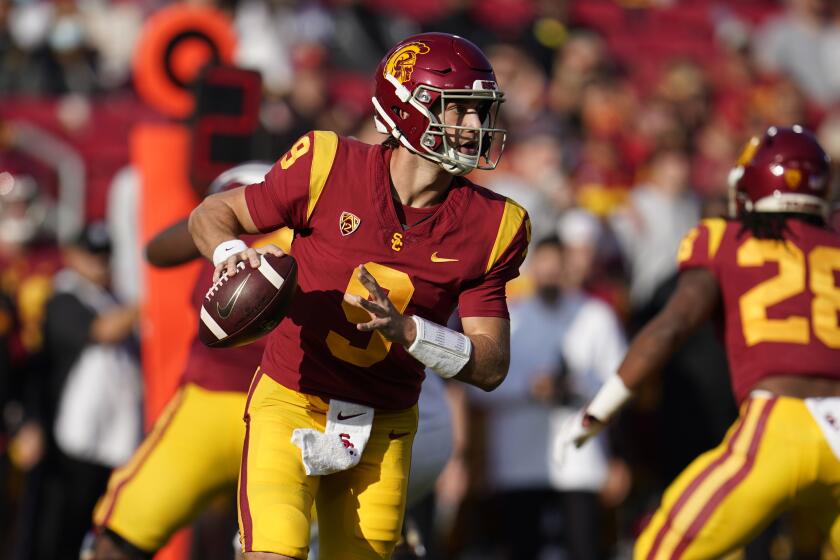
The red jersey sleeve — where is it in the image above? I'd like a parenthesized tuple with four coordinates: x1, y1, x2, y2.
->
(459, 200, 531, 319)
(244, 131, 339, 232)
(676, 218, 729, 277)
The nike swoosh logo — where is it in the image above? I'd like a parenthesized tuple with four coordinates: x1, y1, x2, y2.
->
(431, 252, 458, 263)
(217, 274, 250, 319)
(337, 411, 366, 421)
(388, 430, 411, 440)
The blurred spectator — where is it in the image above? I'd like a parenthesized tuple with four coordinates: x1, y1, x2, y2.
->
(653, 60, 710, 139)
(547, 31, 610, 120)
(690, 118, 739, 198)
(609, 148, 699, 312)
(486, 43, 549, 137)
(555, 207, 628, 318)
(0, 289, 18, 553)
(0, 169, 62, 560)
(234, 0, 332, 96)
(20, 222, 140, 560)
(489, 123, 571, 244)
(468, 237, 626, 560)
(328, 0, 419, 75)
(753, 0, 840, 107)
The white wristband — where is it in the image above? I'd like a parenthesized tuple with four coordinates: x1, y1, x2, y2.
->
(212, 239, 248, 266)
(586, 375, 633, 422)
(407, 315, 472, 379)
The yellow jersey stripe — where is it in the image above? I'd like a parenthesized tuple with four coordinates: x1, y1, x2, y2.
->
(306, 131, 339, 222)
(93, 389, 186, 526)
(652, 399, 764, 559)
(253, 228, 294, 253)
(703, 218, 727, 260)
(676, 227, 699, 264)
(486, 199, 527, 273)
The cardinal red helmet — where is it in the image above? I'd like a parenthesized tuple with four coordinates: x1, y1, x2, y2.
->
(728, 125, 831, 218)
(372, 32, 506, 175)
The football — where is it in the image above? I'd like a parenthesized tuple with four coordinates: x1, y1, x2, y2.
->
(198, 253, 297, 348)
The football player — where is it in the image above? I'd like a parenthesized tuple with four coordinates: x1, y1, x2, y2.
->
(88, 163, 273, 560)
(560, 126, 840, 559)
(188, 32, 530, 560)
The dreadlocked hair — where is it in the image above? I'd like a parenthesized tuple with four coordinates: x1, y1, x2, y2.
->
(737, 212, 825, 241)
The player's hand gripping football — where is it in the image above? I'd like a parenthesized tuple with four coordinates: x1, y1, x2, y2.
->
(344, 265, 416, 347)
(213, 243, 286, 282)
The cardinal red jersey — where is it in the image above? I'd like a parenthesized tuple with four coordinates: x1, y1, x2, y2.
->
(677, 217, 840, 403)
(181, 229, 292, 393)
(244, 131, 530, 409)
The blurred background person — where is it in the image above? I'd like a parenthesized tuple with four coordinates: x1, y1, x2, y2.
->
(466, 236, 626, 560)
(609, 148, 700, 319)
(20, 222, 140, 560)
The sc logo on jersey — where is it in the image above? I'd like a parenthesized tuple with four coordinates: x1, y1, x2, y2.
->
(384, 42, 430, 84)
(391, 232, 403, 252)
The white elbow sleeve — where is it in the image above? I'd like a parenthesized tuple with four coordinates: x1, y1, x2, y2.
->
(586, 375, 633, 421)
(406, 315, 472, 379)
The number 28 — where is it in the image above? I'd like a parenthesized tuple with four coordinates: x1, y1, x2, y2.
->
(739, 240, 840, 348)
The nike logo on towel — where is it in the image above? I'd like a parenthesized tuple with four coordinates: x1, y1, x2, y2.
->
(337, 411, 366, 421)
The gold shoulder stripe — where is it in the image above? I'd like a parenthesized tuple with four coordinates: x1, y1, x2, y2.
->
(306, 131, 339, 222)
(702, 218, 727, 260)
(253, 227, 293, 253)
(677, 227, 699, 264)
(486, 198, 527, 273)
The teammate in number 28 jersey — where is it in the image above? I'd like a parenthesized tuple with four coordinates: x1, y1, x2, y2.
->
(189, 32, 529, 560)
(561, 126, 840, 560)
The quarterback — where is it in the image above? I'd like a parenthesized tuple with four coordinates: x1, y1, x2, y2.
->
(189, 32, 529, 559)
(561, 126, 840, 559)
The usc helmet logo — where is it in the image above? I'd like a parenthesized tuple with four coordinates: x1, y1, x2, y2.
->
(384, 42, 430, 84)
(784, 168, 802, 189)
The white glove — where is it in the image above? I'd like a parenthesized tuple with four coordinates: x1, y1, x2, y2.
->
(554, 409, 606, 466)
(567, 409, 607, 448)
(554, 375, 632, 466)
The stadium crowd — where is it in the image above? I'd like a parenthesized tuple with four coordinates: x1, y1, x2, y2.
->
(2, 0, 840, 559)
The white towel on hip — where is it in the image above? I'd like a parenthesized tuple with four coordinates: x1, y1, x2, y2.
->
(291, 399, 374, 476)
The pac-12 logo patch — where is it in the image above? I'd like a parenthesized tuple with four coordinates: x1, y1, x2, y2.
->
(384, 42, 430, 84)
(340, 211, 361, 236)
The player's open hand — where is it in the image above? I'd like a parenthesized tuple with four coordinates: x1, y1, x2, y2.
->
(344, 265, 416, 347)
(213, 244, 285, 282)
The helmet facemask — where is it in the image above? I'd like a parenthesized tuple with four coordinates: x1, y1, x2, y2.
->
(374, 74, 507, 176)
(416, 83, 506, 175)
